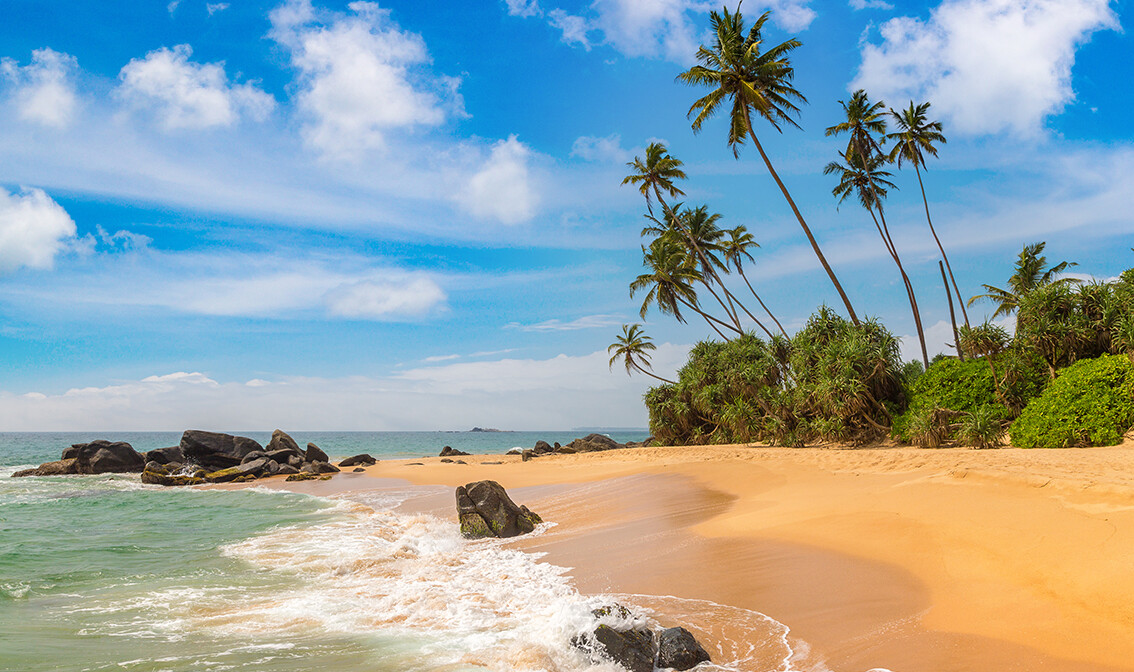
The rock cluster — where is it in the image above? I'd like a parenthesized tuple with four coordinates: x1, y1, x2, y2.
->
(455, 480, 542, 539)
(573, 604, 711, 672)
(439, 446, 471, 457)
(14, 440, 145, 477)
(339, 453, 377, 467)
(507, 434, 653, 461)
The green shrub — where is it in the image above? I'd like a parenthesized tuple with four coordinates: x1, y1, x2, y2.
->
(893, 358, 996, 442)
(957, 405, 1008, 449)
(1009, 354, 1134, 448)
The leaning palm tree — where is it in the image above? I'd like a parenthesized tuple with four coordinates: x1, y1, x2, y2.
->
(887, 101, 967, 326)
(630, 235, 740, 340)
(969, 242, 1079, 319)
(622, 142, 687, 217)
(677, 7, 859, 325)
(608, 323, 675, 384)
(721, 225, 787, 336)
(825, 149, 930, 368)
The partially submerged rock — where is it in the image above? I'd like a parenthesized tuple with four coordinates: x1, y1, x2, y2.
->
(339, 454, 377, 467)
(456, 480, 542, 539)
(656, 627, 711, 671)
(144, 446, 184, 465)
(141, 462, 206, 486)
(15, 441, 145, 477)
(12, 458, 79, 478)
(181, 430, 263, 469)
(574, 604, 711, 672)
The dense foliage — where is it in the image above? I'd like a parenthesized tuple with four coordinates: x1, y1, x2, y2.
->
(645, 309, 905, 447)
(1009, 355, 1134, 448)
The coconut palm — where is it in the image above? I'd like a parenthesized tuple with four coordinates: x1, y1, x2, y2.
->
(887, 101, 967, 327)
(825, 148, 930, 368)
(622, 142, 687, 217)
(956, 321, 1011, 397)
(968, 242, 1079, 319)
(825, 89, 886, 164)
(630, 235, 740, 340)
(722, 225, 787, 336)
(608, 324, 676, 384)
(677, 7, 859, 325)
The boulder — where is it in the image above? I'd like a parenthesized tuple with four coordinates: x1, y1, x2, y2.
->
(204, 457, 271, 483)
(285, 472, 330, 482)
(455, 480, 541, 539)
(61, 444, 82, 460)
(276, 463, 300, 475)
(12, 458, 79, 478)
(556, 445, 578, 454)
(180, 430, 263, 469)
(352, 467, 366, 472)
(505, 448, 522, 456)
(266, 429, 301, 454)
(339, 454, 377, 467)
(305, 443, 328, 463)
(583, 625, 655, 672)
(439, 446, 471, 457)
(68, 440, 145, 474)
(302, 461, 340, 475)
(532, 440, 553, 454)
(554, 442, 561, 450)
(566, 433, 624, 453)
(655, 627, 711, 671)
(521, 450, 534, 462)
(267, 448, 304, 467)
(241, 451, 269, 464)
(141, 462, 206, 486)
(144, 446, 184, 465)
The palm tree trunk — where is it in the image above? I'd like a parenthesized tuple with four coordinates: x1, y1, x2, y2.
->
(677, 296, 735, 340)
(743, 108, 859, 325)
(915, 163, 969, 328)
(738, 267, 787, 336)
(940, 260, 964, 361)
(725, 286, 774, 338)
(633, 363, 675, 385)
(870, 208, 930, 369)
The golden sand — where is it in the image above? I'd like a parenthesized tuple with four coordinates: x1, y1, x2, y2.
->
(261, 439, 1134, 671)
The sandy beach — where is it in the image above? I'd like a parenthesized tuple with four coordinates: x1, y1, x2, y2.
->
(266, 441, 1134, 672)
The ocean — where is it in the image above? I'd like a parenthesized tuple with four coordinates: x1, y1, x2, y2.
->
(0, 432, 806, 672)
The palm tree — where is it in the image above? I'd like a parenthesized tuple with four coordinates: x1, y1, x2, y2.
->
(630, 235, 740, 340)
(677, 7, 859, 325)
(622, 142, 687, 217)
(608, 324, 676, 384)
(969, 242, 1079, 319)
(825, 89, 886, 163)
(721, 225, 787, 336)
(887, 101, 967, 327)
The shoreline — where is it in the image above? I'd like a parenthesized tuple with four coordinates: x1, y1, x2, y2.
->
(255, 442, 1134, 671)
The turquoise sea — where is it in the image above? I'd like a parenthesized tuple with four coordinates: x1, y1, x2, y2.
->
(0, 432, 808, 672)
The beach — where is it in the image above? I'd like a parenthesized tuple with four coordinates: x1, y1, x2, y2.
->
(274, 441, 1134, 672)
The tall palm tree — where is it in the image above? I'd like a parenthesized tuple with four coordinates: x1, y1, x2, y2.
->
(608, 323, 675, 384)
(825, 89, 886, 163)
(887, 101, 966, 326)
(622, 142, 687, 217)
(825, 149, 930, 368)
(969, 242, 1079, 319)
(630, 235, 740, 340)
(721, 225, 787, 336)
(677, 7, 859, 325)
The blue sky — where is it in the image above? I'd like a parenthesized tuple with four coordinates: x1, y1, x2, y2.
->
(1, 0, 1131, 430)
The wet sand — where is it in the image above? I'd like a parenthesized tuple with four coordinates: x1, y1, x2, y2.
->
(263, 441, 1134, 672)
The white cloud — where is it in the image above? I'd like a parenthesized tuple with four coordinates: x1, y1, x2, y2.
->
(1, 48, 79, 128)
(269, 0, 459, 159)
(0, 186, 77, 273)
(323, 276, 447, 319)
(1, 343, 689, 430)
(422, 354, 461, 362)
(118, 44, 275, 130)
(458, 135, 539, 224)
(570, 133, 633, 163)
(207, 2, 230, 15)
(852, 0, 1119, 136)
(849, 0, 894, 9)
(506, 0, 542, 18)
(505, 314, 625, 332)
(167, 0, 181, 15)
(549, 9, 592, 48)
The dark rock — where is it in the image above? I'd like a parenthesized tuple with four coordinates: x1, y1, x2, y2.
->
(308, 461, 339, 474)
(505, 448, 522, 456)
(181, 430, 263, 469)
(352, 467, 365, 472)
(656, 627, 711, 671)
(532, 440, 553, 454)
(455, 480, 541, 539)
(277, 464, 299, 475)
(580, 625, 655, 672)
(455, 460, 467, 465)
(204, 457, 271, 483)
(12, 458, 79, 478)
(406, 462, 423, 466)
(305, 443, 328, 463)
(266, 429, 301, 454)
(439, 446, 471, 457)
(521, 450, 534, 462)
(554, 442, 561, 450)
(481, 461, 503, 465)
(61, 444, 82, 460)
(566, 433, 624, 453)
(141, 467, 206, 486)
(267, 448, 303, 465)
(556, 445, 578, 454)
(264, 459, 281, 475)
(286, 472, 326, 482)
(144, 446, 184, 465)
(70, 440, 145, 474)
(339, 454, 377, 467)
(440, 458, 454, 463)
(592, 604, 634, 620)
(144, 460, 167, 474)
(241, 451, 269, 464)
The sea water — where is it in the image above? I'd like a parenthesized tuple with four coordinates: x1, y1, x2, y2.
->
(0, 433, 812, 672)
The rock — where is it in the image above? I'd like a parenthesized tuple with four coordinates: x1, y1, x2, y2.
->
(440, 458, 454, 463)
(455, 480, 541, 539)
(241, 451, 269, 464)
(305, 443, 328, 463)
(12, 458, 79, 478)
(556, 445, 578, 454)
(61, 444, 82, 460)
(582, 625, 655, 672)
(266, 429, 301, 454)
(264, 459, 281, 475)
(505, 448, 522, 456)
(554, 442, 561, 450)
(307, 461, 339, 474)
(277, 464, 299, 475)
(144, 446, 184, 465)
(532, 440, 553, 454)
(69, 440, 146, 474)
(181, 430, 263, 469)
(592, 604, 634, 620)
(144, 460, 166, 473)
(141, 467, 206, 486)
(566, 433, 624, 453)
(406, 462, 424, 466)
(455, 460, 467, 465)
(655, 627, 711, 671)
(439, 446, 471, 457)
(285, 472, 320, 482)
(204, 457, 271, 483)
(352, 467, 365, 472)
(339, 454, 377, 467)
(521, 450, 534, 462)
(481, 461, 503, 465)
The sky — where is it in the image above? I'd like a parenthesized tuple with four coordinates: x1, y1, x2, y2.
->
(1, 0, 1131, 431)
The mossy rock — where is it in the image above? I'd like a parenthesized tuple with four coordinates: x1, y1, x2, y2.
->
(285, 472, 320, 482)
(459, 512, 493, 539)
(141, 469, 206, 486)
(204, 466, 244, 483)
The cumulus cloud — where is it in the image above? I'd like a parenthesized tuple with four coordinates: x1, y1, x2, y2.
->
(1, 48, 79, 128)
(207, 2, 230, 15)
(323, 276, 447, 319)
(852, 0, 1119, 136)
(269, 0, 460, 159)
(118, 44, 275, 129)
(458, 135, 539, 224)
(505, 0, 542, 17)
(549, 9, 592, 48)
(505, 314, 625, 331)
(0, 186, 77, 273)
(849, 0, 894, 9)
(570, 133, 633, 163)
(1, 343, 689, 430)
